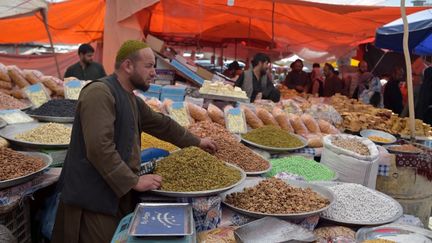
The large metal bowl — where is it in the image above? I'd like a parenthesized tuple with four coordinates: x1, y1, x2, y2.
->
(313, 181, 404, 226)
(0, 151, 52, 189)
(241, 133, 307, 152)
(360, 129, 397, 144)
(0, 119, 6, 129)
(0, 122, 71, 149)
(151, 163, 247, 197)
(28, 114, 74, 123)
(221, 177, 335, 220)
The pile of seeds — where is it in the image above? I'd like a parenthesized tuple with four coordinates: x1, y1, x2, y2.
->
(0, 147, 45, 181)
(242, 126, 304, 148)
(154, 147, 242, 192)
(225, 178, 329, 214)
(188, 121, 270, 172)
(322, 183, 400, 223)
(27, 99, 77, 117)
(0, 92, 27, 110)
(267, 156, 336, 181)
(331, 136, 370, 156)
(16, 123, 71, 144)
(141, 132, 178, 152)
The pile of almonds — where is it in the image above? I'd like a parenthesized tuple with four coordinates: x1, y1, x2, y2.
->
(0, 147, 45, 181)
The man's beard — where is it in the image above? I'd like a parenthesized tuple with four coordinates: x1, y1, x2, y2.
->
(130, 71, 150, 92)
(260, 68, 267, 76)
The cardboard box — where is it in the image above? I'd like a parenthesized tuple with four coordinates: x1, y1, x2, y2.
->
(196, 67, 214, 81)
(160, 94, 184, 102)
(146, 34, 165, 53)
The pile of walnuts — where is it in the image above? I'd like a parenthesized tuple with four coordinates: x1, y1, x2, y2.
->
(225, 178, 329, 214)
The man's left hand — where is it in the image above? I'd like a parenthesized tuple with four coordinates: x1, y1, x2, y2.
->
(199, 138, 218, 154)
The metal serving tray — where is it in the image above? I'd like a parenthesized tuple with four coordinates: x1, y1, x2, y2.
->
(0, 122, 71, 149)
(0, 151, 52, 189)
(221, 177, 335, 220)
(29, 114, 74, 123)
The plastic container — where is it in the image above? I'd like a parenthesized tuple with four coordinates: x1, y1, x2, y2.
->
(161, 85, 187, 96)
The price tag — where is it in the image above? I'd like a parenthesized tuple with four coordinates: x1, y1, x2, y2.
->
(24, 83, 50, 108)
(168, 102, 191, 127)
(0, 109, 34, 124)
(225, 107, 247, 134)
(64, 80, 84, 100)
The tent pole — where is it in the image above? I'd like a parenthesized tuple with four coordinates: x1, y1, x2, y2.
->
(400, 0, 415, 140)
(40, 9, 61, 79)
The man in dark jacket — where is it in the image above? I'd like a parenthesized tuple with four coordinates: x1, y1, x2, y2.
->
(52, 40, 217, 243)
(384, 66, 404, 115)
(235, 53, 280, 102)
(64, 44, 107, 80)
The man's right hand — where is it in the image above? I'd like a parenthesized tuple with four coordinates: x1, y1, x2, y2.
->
(133, 174, 162, 191)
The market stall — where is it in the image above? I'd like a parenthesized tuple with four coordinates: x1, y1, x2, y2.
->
(1, 44, 432, 243)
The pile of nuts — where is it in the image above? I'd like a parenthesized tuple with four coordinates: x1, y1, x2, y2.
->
(0, 147, 45, 181)
(0, 92, 28, 110)
(16, 123, 71, 144)
(188, 121, 270, 172)
(331, 136, 370, 156)
(224, 178, 329, 214)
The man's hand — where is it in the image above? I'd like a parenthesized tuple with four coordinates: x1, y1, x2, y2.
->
(133, 174, 162, 191)
(199, 137, 218, 154)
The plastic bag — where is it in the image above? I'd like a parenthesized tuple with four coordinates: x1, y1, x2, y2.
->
(301, 114, 321, 133)
(275, 114, 294, 132)
(7, 65, 29, 88)
(207, 104, 225, 125)
(22, 70, 43, 85)
(188, 102, 211, 122)
(288, 114, 309, 136)
(224, 107, 247, 134)
(0, 63, 11, 82)
(256, 108, 278, 126)
(166, 101, 192, 127)
(240, 105, 264, 129)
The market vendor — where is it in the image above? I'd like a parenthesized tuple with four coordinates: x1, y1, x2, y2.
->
(283, 59, 311, 93)
(64, 43, 107, 80)
(52, 40, 217, 243)
(322, 63, 344, 97)
(234, 53, 280, 102)
(222, 60, 243, 81)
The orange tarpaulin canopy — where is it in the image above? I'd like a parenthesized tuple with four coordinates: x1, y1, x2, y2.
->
(0, 0, 105, 44)
(103, 0, 427, 72)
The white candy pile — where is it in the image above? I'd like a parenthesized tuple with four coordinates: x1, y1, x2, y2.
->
(322, 183, 400, 223)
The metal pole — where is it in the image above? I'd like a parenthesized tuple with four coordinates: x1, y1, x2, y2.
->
(40, 9, 61, 79)
(400, 0, 415, 139)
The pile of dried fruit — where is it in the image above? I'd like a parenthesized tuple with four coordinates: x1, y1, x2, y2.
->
(242, 126, 304, 148)
(188, 121, 270, 172)
(154, 147, 242, 192)
(225, 178, 329, 214)
(0, 147, 45, 180)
